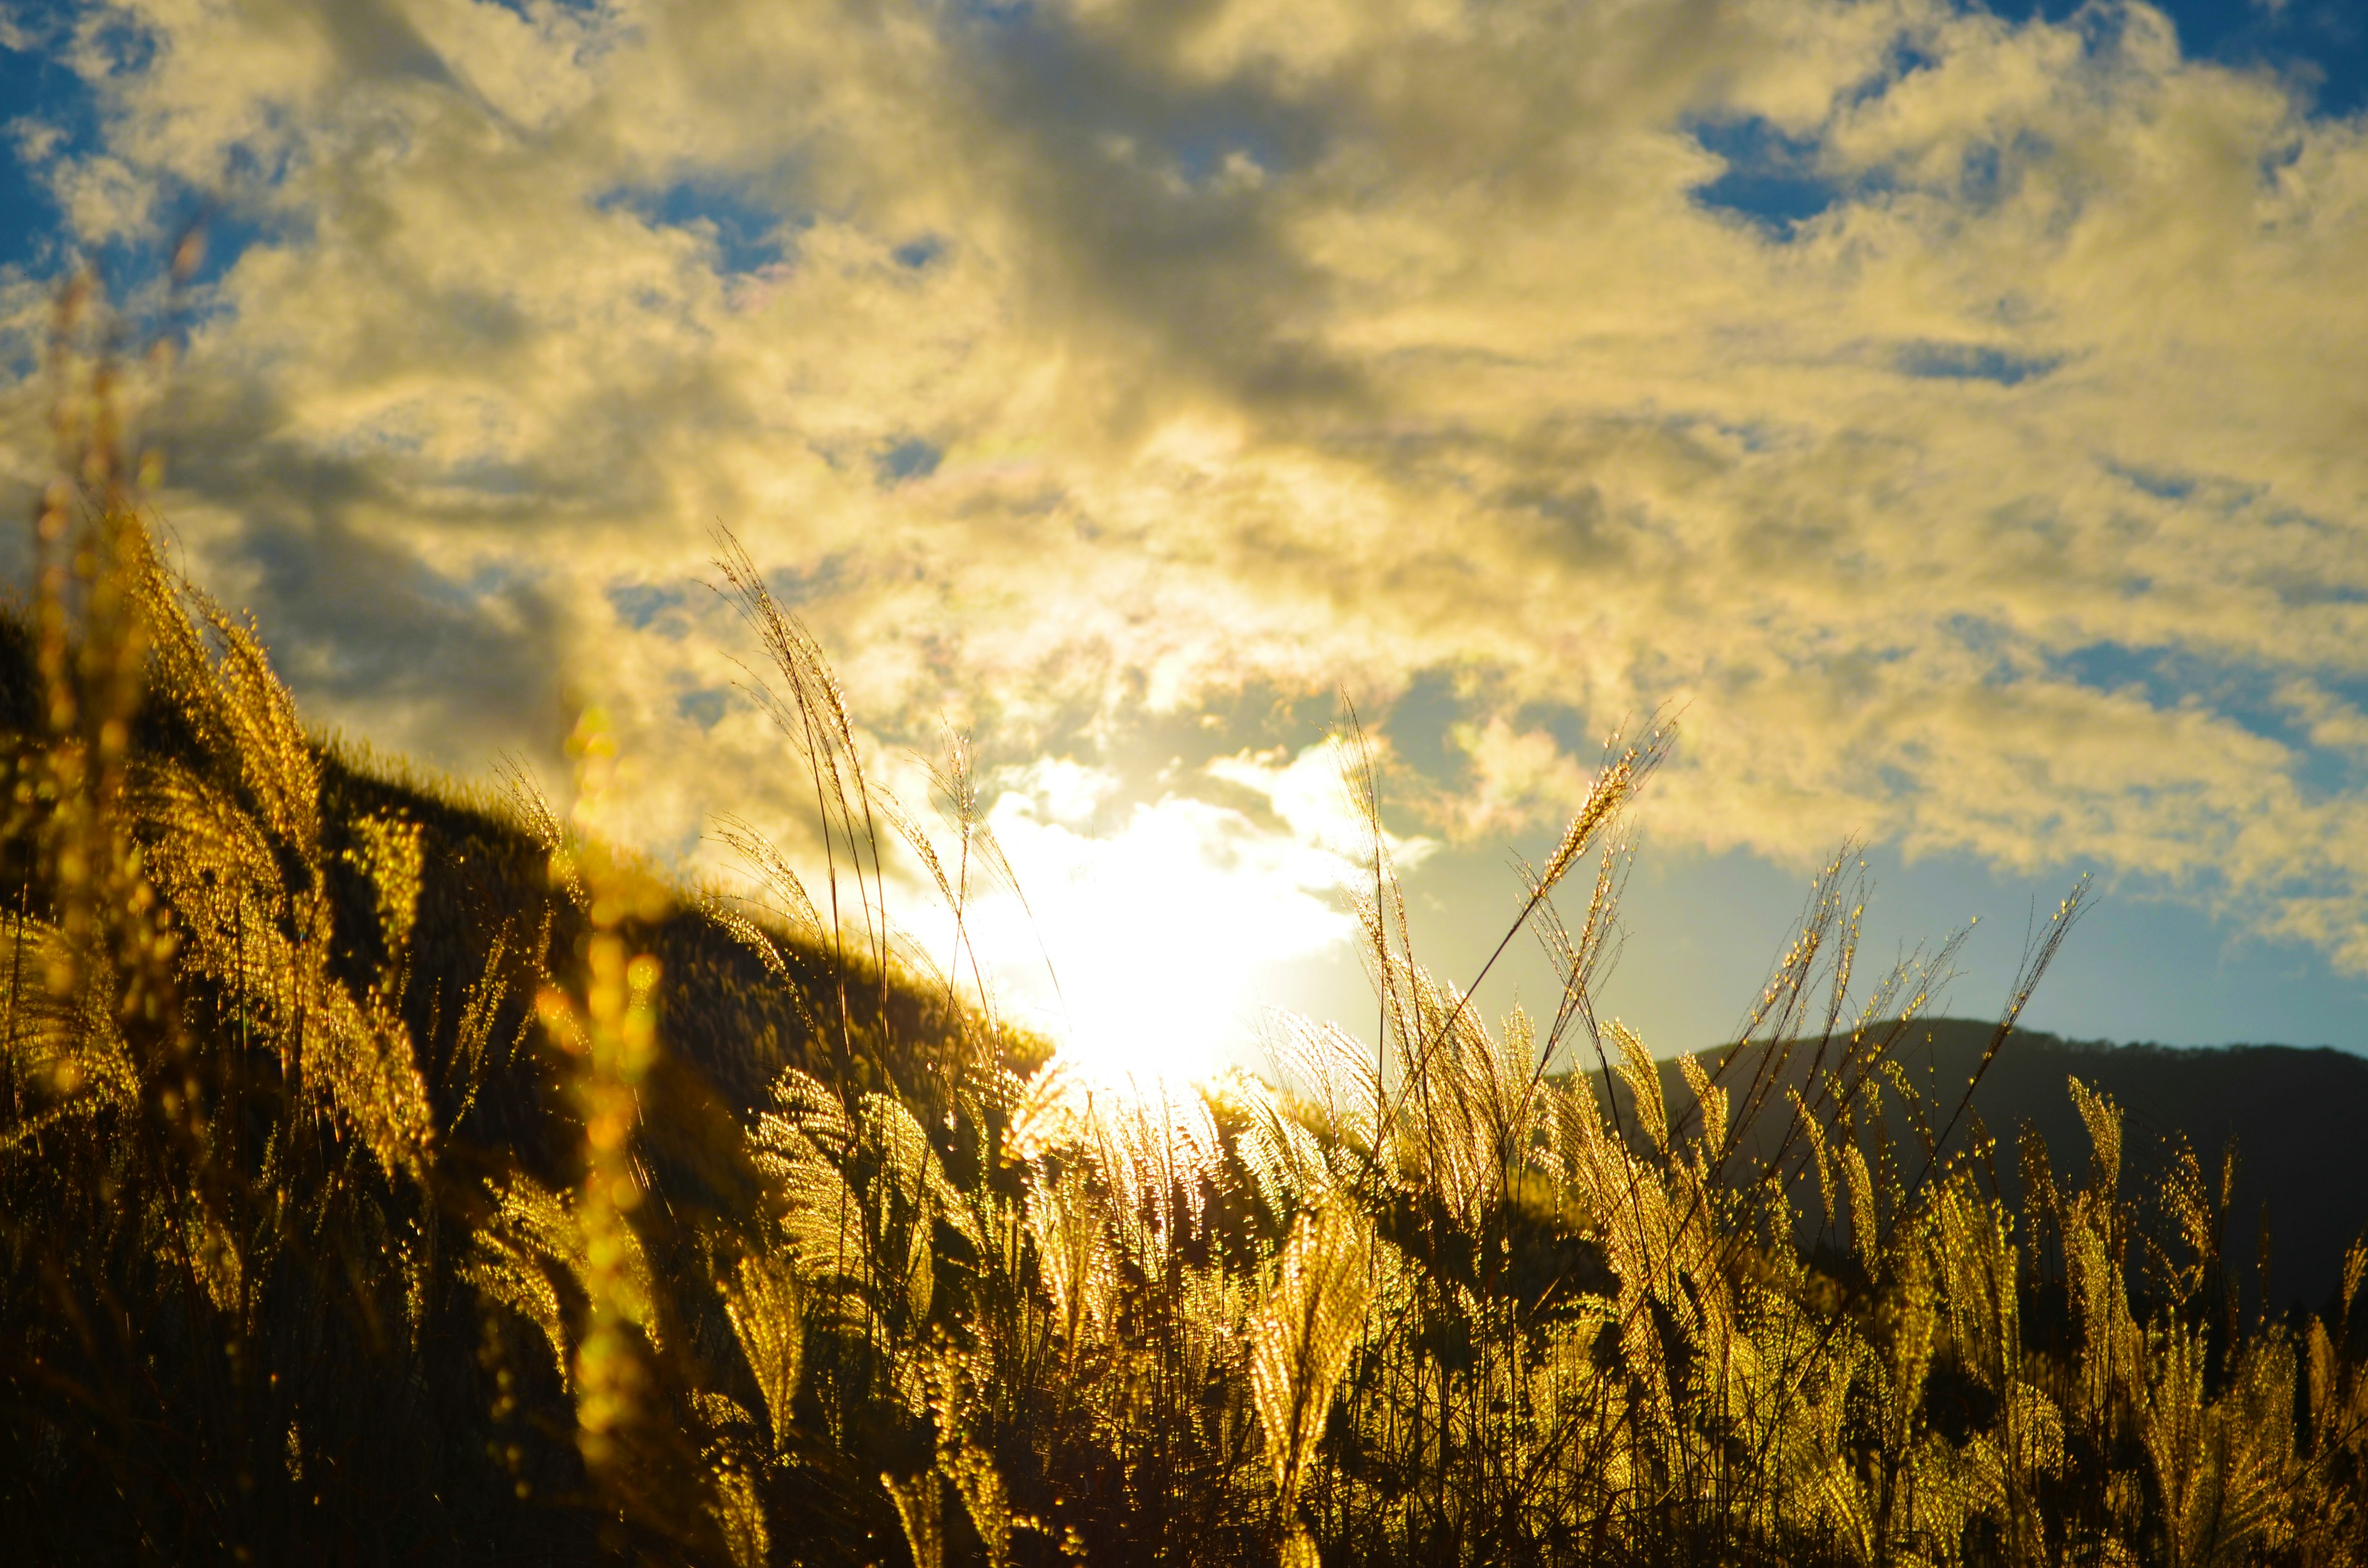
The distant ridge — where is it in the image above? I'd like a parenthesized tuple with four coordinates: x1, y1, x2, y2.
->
(1638, 1018, 2368, 1308)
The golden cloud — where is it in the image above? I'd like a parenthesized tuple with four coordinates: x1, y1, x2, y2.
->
(4, 0, 2366, 997)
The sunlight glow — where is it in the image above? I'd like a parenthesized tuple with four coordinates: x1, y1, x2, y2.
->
(942, 742, 1431, 1087)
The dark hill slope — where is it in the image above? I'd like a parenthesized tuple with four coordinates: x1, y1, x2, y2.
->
(0, 607, 1025, 1136)
(0, 604, 1036, 1564)
(1638, 1018, 2368, 1307)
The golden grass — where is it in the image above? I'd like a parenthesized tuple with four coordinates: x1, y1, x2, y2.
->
(2, 285, 2364, 1566)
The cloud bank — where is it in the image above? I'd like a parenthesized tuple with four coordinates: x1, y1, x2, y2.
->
(4, 0, 2366, 1053)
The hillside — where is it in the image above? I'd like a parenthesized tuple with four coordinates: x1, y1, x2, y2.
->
(0, 560, 1044, 1562)
(1642, 1019, 2368, 1309)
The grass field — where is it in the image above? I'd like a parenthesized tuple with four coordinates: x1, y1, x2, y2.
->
(4, 418, 2366, 1566)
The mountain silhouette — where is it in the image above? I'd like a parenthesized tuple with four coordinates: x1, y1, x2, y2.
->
(1627, 1017, 2368, 1308)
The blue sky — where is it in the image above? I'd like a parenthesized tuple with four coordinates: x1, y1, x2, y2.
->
(2021, 0, 2366, 114)
(0, 20, 75, 273)
(6, 0, 2368, 1071)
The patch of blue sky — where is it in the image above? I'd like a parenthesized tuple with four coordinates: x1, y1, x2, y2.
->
(875, 438, 940, 486)
(2105, 461, 2198, 503)
(891, 236, 945, 270)
(1516, 699, 1632, 770)
(52, 200, 290, 367)
(160, 200, 276, 298)
(1370, 674, 1652, 801)
(676, 688, 728, 729)
(1892, 340, 2062, 386)
(3, 0, 311, 294)
(158, 121, 314, 285)
(1615, 408, 1793, 462)
(0, 31, 87, 274)
(1383, 668, 1466, 780)
(477, 0, 604, 20)
(0, 331, 34, 385)
(1989, 0, 2368, 119)
(1719, 419, 1787, 456)
(1157, 113, 1293, 189)
(0, 36, 288, 332)
(1704, 4, 2364, 233)
(1174, 675, 2368, 1061)
(1957, 140, 2011, 208)
(1931, 613, 2023, 687)
(1882, 34, 1944, 86)
(765, 552, 853, 609)
(461, 560, 535, 601)
(598, 179, 796, 277)
(2050, 641, 2365, 797)
(607, 581, 689, 633)
(1687, 116, 1844, 233)
(2267, 575, 2368, 610)
(2054, 640, 2215, 711)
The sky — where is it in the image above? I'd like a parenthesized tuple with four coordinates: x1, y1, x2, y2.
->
(3, 0, 2367, 1081)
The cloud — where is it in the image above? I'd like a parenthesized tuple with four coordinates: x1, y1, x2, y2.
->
(2, 0, 2366, 1032)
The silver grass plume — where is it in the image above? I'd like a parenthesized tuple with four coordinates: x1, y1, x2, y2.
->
(1677, 1049, 1727, 1162)
(1252, 1203, 1374, 1556)
(707, 1453, 771, 1568)
(722, 1251, 805, 1453)
(883, 1469, 945, 1568)
(1608, 1019, 1666, 1153)
(1536, 723, 1672, 898)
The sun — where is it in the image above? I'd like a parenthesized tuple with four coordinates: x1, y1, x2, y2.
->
(932, 744, 1425, 1091)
